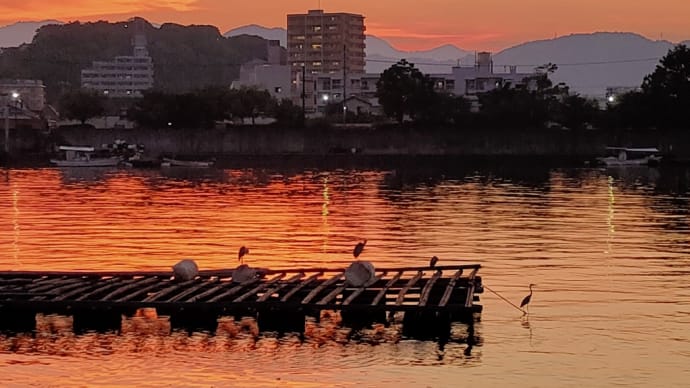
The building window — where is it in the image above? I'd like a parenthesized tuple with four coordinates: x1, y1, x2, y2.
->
(311, 43, 322, 50)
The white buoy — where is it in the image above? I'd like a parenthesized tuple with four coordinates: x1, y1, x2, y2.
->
(344, 261, 376, 287)
(172, 259, 199, 281)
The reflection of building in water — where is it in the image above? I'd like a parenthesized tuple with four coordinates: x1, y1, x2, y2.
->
(605, 175, 615, 255)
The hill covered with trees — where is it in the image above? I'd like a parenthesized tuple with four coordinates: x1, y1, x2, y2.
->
(0, 18, 273, 102)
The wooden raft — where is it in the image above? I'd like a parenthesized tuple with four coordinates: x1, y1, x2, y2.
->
(0, 265, 483, 318)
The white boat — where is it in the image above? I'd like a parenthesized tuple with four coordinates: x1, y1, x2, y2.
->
(161, 157, 214, 168)
(50, 146, 122, 167)
(596, 147, 662, 167)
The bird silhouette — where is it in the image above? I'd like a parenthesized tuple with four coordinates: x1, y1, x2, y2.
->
(520, 284, 535, 314)
(353, 240, 367, 258)
(430, 256, 439, 268)
(238, 246, 249, 265)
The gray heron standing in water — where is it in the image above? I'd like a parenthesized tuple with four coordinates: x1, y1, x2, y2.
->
(353, 240, 367, 258)
(238, 246, 249, 265)
(520, 284, 535, 314)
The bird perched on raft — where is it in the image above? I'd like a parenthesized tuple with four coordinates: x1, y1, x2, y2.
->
(430, 256, 439, 268)
(233, 245, 263, 283)
(346, 240, 376, 287)
(238, 246, 249, 265)
(353, 240, 367, 258)
(520, 283, 536, 314)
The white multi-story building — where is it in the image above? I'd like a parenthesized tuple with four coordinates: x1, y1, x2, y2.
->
(287, 9, 366, 112)
(81, 34, 154, 97)
(232, 40, 291, 100)
(430, 52, 537, 97)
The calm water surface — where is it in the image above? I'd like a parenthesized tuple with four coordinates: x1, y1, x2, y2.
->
(0, 162, 689, 387)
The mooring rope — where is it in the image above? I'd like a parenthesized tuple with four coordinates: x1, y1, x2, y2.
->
(484, 285, 527, 314)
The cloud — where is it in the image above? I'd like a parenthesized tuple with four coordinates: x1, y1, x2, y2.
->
(369, 23, 500, 40)
(0, 0, 199, 22)
(368, 23, 504, 50)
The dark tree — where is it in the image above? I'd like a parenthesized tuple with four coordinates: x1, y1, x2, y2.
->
(271, 98, 303, 127)
(478, 85, 549, 129)
(376, 60, 435, 123)
(58, 89, 106, 124)
(229, 87, 273, 125)
(641, 44, 690, 128)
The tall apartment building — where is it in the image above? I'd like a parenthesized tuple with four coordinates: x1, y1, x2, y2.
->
(81, 33, 154, 98)
(287, 9, 366, 111)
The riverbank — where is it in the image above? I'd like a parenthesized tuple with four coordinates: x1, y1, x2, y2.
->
(4, 125, 690, 164)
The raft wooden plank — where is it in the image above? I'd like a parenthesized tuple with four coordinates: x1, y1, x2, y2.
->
(75, 277, 139, 301)
(395, 271, 424, 306)
(419, 270, 443, 307)
(53, 278, 121, 301)
(167, 278, 219, 302)
(185, 282, 230, 303)
(101, 277, 160, 301)
(207, 279, 262, 303)
(34, 279, 99, 300)
(116, 281, 168, 302)
(27, 277, 82, 293)
(141, 279, 198, 302)
(256, 273, 304, 302)
(0, 265, 478, 279)
(464, 267, 479, 308)
(438, 269, 464, 307)
(370, 271, 403, 306)
(279, 272, 323, 302)
(342, 272, 387, 306)
(233, 273, 286, 303)
(301, 272, 343, 304)
(316, 284, 348, 305)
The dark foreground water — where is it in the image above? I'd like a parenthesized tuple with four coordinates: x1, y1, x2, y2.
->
(0, 162, 689, 387)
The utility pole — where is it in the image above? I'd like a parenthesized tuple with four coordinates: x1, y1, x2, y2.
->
(342, 44, 347, 124)
(301, 65, 306, 127)
(4, 105, 9, 154)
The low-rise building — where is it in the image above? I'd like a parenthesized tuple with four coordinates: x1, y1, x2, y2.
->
(1, 79, 48, 130)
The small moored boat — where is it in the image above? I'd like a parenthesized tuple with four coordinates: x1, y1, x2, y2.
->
(161, 157, 215, 168)
(596, 147, 662, 167)
(50, 146, 122, 167)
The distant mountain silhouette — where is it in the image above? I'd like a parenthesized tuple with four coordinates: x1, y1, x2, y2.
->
(0, 18, 270, 101)
(224, 25, 472, 74)
(0, 20, 63, 47)
(493, 32, 677, 96)
(225, 24, 287, 46)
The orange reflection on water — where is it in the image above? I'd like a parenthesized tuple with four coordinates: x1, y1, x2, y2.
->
(0, 168, 399, 271)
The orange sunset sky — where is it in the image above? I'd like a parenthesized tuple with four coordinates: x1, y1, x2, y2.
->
(1, 0, 689, 51)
